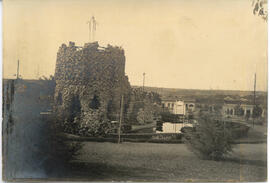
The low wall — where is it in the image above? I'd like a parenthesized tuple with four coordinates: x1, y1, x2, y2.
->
(61, 133, 183, 143)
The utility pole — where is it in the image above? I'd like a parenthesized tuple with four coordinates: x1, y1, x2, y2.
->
(16, 60, 20, 79)
(253, 73, 256, 128)
(183, 101, 185, 124)
(143, 72, 146, 92)
(142, 72, 146, 124)
(118, 95, 124, 144)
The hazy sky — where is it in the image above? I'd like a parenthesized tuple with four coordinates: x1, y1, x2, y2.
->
(3, 0, 268, 91)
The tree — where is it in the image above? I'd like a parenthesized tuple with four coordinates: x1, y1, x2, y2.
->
(160, 109, 179, 122)
(234, 104, 244, 116)
(156, 120, 163, 132)
(128, 88, 162, 124)
(136, 108, 154, 124)
(213, 104, 222, 113)
(252, 105, 263, 118)
(183, 113, 233, 160)
(253, 0, 268, 21)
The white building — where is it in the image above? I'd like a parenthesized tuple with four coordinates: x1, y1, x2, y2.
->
(222, 97, 265, 118)
(223, 103, 255, 117)
(173, 100, 185, 115)
(162, 98, 195, 116)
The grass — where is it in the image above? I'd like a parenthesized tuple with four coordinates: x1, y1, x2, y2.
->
(130, 122, 156, 133)
(235, 124, 267, 143)
(65, 142, 267, 182)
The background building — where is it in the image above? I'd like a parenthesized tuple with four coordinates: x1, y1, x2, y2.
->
(161, 97, 195, 116)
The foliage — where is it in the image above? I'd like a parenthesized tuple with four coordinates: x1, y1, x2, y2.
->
(252, 105, 263, 118)
(156, 120, 163, 132)
(253, 0, 268, 21)
(58, 92, 111, 137)
(61, 110, 112, 137)
(234, 104, 244, 116)
(136, 108, 154, 124)
(200, 104, 222, 117)
(187, 113, 194, 120)
(136, 100, 161, 124)
(78, 111, 112, 136)
(131, 88, 162, 104)
(226, 122, 250, 138)
(213, 104, 223, 114)
(128, 88, 162, 124)
(183, 114, 233, 161)
(160, 111, 179, 122)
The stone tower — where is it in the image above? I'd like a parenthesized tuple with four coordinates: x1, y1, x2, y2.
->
(54, 41, 131, 132)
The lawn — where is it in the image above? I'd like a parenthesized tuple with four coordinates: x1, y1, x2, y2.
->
(236, 124, 267, 143)
(67, 142, 267, 182)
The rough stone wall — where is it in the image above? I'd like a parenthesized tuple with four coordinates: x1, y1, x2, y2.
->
(54, 41, 131, 130)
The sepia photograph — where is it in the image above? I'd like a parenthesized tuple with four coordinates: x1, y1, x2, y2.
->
(2, 0, 268, 182)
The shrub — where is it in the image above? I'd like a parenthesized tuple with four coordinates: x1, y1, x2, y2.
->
(224, 121, 250, 138)
(122, 124, 132, 133)
(180, 126, 194, 134)
(252, 105, 263, 118)
(160, 111, 179, 122)
(136, 108, 154, 124)
(77, 111, 112, 137)
(183, 114, 233, 160)
(59, 109, 112, 137)
(156, 120, 163, 132)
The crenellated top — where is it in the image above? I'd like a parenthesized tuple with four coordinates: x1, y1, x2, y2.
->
(54, 41, 126, 86)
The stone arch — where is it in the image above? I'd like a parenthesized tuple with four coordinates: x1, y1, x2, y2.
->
(70, 95, 81, 121)
(89, 94, 100, 109)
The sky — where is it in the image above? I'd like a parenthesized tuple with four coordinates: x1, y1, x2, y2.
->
(3, 0, 268, 91)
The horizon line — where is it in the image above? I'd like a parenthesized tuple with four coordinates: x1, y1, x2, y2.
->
(131, 85, 267, 93)
(3, 77, 267, 93)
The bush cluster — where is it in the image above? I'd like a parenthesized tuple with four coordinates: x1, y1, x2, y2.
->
(160, 111, 179, 122)
(60, 112, 112, 137)
(183, 114, 233, 161)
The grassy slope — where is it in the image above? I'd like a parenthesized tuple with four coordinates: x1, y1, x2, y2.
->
(70, 142, 267, 182)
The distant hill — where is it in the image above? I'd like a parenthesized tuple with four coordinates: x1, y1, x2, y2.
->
(132, 85, 267, 97)
(132, 85, 267, 106)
